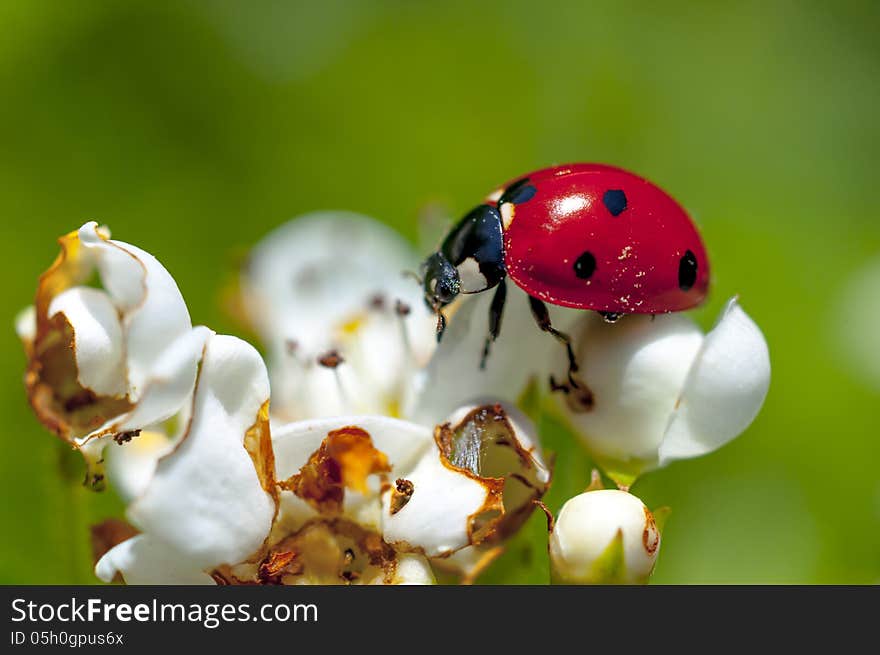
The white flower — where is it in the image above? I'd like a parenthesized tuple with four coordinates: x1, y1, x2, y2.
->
(240, 211, 436, 420)
(548, 298, 770, 482)
(548, 489, 661, 585)
(17, 222, 204, 488)
(260, 401, 546, 584)
(238, 212, 570, 578)
(97, 332, 277, 585)
(99, 388, 548, 584)
(13, 219, 550, 585)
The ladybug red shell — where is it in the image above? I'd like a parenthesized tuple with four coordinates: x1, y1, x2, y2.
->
(489, 163, 709, 314)
(419, 162, 710, 369)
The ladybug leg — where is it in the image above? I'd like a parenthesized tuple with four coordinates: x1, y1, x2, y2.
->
(528, 296, 594, 410)
(480, 278, 507, 369)
(527, 296, 578, 373)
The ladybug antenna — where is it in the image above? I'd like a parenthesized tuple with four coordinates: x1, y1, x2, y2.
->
(402, 269, 423, 285)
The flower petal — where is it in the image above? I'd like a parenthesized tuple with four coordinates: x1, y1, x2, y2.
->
(78, 222, 192, 399)
(242, 212, 436, 420)
(383, 402, 550, 558)
(659, 298, 771, 466)
(47, 287, 126, 397)
(126, 334, 275, 570)
(381, 441, 497, 557)
(551, 312, 705, 474)
(23, 223, 195, 462)
(91, 326, 211, 438)
(271, 415, 434, 534)
(272, 415, 433, 480)
(381, 553, 435, 585)
(442, 402, 551, 540)
(105, 431, 173, 504)
(409, 285, 579, 424)
(243, 211, 425, 354)
(96, 534, 214, 585)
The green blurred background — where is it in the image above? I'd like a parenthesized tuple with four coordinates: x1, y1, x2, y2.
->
(1, 0, 878, 584)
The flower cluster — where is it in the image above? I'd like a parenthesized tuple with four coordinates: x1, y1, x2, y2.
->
(18, 213, 770, 585)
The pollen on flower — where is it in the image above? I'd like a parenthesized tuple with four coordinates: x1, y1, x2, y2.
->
(337, 313, 367, 337)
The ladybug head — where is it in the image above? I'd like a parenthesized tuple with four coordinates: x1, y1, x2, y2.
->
(420, 251, 461, 311)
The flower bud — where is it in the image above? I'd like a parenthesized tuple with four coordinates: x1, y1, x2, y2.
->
(549, 489, 659, 585)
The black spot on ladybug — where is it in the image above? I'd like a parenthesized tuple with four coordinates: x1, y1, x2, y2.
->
(574, 251, 596, 279)
(509, 184, 536, 204)
(678, 250, 698, 291)
(499, 177, 537, 205)
(603, 189, 627, 216)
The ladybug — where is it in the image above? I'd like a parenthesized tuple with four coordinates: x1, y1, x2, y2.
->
(420, 163, 709, 389)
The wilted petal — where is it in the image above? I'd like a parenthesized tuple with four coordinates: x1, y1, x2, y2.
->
(442, 403, 550, 539)
(22, 222, 196, 477)
(127, 334, 275, 570)
(430, 543, 505, 583)
(659, 298, 771, 466)
(382, 403, 548, 558)
(252, 519, 435, 585)
(96, 535, 214, 585)
(273, 415, 433, 481)
(271, 415, 434, 533)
